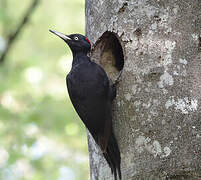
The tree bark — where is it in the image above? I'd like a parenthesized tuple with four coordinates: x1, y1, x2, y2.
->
(85, 0, 201, 179)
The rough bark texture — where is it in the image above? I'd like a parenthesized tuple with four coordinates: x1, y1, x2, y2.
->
(85, 0, 201, 179)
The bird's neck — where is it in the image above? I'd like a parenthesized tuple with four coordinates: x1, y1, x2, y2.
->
(72, 52, 90, 67)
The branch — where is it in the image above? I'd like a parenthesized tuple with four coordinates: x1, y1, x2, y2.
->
(0, 0, 39, 63)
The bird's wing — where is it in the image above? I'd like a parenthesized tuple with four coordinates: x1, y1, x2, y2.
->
(66, 63, 112, 151)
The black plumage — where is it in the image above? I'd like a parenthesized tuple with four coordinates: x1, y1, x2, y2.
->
(49, 30, 121, 180)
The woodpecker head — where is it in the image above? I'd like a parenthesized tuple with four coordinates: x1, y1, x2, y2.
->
(49, 30, 91, 54)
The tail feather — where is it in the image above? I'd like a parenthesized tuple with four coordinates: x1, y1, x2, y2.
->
(103, 152, 114, 174)
(110, 134, 121, 180)
(103, 132, 121, 180)
(91, 129, 121, 179)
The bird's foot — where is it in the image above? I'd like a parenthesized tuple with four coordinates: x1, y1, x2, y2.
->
(114, 70, 123, 86)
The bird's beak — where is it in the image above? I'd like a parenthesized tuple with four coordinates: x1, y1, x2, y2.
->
(49, 29, 71, 41)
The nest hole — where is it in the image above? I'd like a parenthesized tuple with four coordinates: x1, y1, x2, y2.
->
(91, 31, 124, 81)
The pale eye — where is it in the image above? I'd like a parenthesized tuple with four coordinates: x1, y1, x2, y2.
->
(74, 37, 79, 40)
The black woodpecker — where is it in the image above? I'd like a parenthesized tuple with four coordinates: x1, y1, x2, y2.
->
(49, 30, 121, 180)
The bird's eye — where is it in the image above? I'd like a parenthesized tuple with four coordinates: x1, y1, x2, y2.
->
(74, 37, 79, 40)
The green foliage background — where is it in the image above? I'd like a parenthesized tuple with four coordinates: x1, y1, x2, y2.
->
(0, 0, 89, 179)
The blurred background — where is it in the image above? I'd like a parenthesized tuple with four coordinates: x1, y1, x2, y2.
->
(0, 0, 90, 179)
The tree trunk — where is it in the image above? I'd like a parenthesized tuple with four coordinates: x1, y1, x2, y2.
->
(85, 0, 201, 179)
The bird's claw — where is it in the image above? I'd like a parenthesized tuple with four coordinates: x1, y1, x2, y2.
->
(114, 70, 123, 86)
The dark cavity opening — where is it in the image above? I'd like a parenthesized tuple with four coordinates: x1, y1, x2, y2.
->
(90, 31, 124, 81)
(199, 36, 201, 51)
(118, 2, 128, 13)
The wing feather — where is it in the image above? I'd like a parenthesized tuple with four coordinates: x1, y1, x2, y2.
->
(66, 62, 111, 142)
